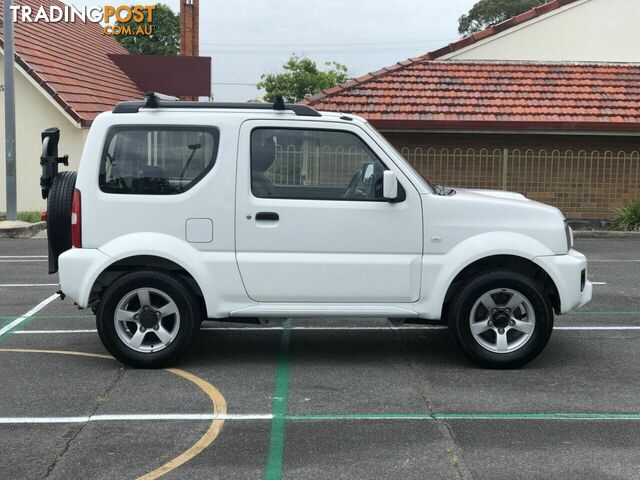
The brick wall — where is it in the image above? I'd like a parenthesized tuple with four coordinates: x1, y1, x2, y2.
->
(382, 131, 640, 220)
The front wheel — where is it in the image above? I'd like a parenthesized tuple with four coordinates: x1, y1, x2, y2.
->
(97, 270, 200, 368)
(448, 270, 553, 369)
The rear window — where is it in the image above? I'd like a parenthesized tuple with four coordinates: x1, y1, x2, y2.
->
(99, 126, 219, 195)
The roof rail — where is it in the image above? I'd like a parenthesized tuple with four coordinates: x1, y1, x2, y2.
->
(113, 92, 322, 117)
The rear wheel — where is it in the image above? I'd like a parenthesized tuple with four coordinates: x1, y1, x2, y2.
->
(448, 270, 553, 369)
(97, 270, 199, 368)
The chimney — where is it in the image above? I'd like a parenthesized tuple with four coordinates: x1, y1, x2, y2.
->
(180, 0, 199, 57)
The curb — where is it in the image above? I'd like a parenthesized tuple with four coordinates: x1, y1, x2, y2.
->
(574, 230, 640, 239)
(0, 221, 47, 239)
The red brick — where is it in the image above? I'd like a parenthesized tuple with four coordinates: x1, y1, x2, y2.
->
(0, 0, 142, 125)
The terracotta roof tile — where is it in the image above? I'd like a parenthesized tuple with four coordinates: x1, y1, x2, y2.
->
(0, 0, 143, 126)
(304, 61, 640, 131)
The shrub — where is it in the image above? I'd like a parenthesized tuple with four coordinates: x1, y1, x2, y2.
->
(612, 200, 640, 231)
(0, 211, 41, 223)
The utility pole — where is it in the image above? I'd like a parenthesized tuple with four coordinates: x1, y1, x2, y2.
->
(4, 0, 17, 220)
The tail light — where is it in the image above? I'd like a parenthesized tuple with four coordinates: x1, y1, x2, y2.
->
(71, 189, 82, 248)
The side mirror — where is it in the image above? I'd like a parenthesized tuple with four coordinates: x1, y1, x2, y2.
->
(383, 170, 398, 200)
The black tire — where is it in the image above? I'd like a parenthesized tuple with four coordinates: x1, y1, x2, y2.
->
(47, 171, 77, 259)
(448, 270, 553, 369)
(96, 270, 200, 368)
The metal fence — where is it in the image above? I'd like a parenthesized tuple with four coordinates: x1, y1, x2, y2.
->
(267, 143, 373, 188)
(265, 143, 640, 219)
(401, 147, 640, 219)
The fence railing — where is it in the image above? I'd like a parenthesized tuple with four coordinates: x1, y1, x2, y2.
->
(264, 142, 640, 219)
(401, 147, 640, 219)
(268, 144, 373, 188)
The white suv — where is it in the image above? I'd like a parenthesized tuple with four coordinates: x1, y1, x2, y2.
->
(40, 93, 592, 369)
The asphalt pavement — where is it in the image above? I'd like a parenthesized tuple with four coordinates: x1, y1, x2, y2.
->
(0, 237, 639, 479)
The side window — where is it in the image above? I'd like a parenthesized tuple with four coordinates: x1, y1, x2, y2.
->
(251, 128, 388, 201)
(99, 127, 219, 195)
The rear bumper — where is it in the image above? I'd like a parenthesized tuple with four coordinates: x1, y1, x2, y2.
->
(534, 249, 592, 314)
(58, 248, 113, 308)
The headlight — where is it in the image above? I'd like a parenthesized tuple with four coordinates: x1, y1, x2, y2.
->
(564, 221, 574, 251)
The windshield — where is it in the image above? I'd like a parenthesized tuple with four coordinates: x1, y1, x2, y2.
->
(361, 121, 457, 196)
(360, 121, 433, 193)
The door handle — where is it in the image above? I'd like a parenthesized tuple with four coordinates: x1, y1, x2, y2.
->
(255, 212, 279, 221)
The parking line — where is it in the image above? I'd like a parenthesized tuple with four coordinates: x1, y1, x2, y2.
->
(264, 319, 292, 480)
(589, 259, 640, 262)
(0, 259, 47, 263)
(0, 255, 47, 259)
(571, 311, 640, 316)
(0, 293, 59, 341)
(2, 412, 640, 424)
(0, 284, 58, 287)
(0, 314, 93, 321)
(11, 325, 640, 335)
(0, 348, 228, 480)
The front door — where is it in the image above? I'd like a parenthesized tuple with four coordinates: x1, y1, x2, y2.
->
(235, 120, 423, 303)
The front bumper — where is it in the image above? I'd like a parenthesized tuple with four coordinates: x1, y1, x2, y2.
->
(534, 249, 592, 314)
(58, 248, 114, 308)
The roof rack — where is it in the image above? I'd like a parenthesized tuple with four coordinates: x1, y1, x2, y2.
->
(113, 92, 322, 117)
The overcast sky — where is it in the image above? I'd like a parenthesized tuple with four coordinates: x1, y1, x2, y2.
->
(68, 0, 477, 101)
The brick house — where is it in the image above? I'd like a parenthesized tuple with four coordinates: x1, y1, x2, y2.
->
(0, 0, 208, 212)
(303, 0, 640, 222)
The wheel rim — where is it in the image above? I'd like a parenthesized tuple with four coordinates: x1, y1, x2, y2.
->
(113, 287, 181, 353)
(468, 288, 536, 354)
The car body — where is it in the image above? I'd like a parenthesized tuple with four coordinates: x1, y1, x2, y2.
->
(43, 94, 591, 368)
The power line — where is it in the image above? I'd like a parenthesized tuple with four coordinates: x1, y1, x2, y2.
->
(200, 37, 456, 48)
(201, 45, 443, 55)
(212, 82, 258, 86)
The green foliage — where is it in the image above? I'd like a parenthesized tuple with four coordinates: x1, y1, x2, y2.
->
(0, 212, 41, 223)
(257, 56, 350, 103)
(115, 3, 179, 55)
(612, 200, 640, 231)
(458, 0, 547, 35)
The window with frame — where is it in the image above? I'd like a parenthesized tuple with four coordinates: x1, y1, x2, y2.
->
(99, 126, 219, 195)
(250, 128, 390, 201)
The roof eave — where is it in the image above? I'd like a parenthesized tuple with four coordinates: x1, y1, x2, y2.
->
(370, 119, 640, 134)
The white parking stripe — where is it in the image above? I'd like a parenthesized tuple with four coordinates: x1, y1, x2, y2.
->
(16, 330, 97, 334)
(13, 325, 640, 335)
(589, 260, 640, 262)
(0, 293, 59, 338)
(591, 282, 607, 285)
(0, 255, 47, 259)
(0, 284, 58, 287)
(0, 413, 273, 424)
(1, 412, 640, 424)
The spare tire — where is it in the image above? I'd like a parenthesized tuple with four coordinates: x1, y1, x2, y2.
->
(47, 171, 76, 273)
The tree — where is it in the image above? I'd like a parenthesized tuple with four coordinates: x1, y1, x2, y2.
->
(458, 0, 547, 36)
(257, 56, 350, 103)
(115, 3, 179, 55)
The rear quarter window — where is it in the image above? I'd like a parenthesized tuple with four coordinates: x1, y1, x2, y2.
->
(99, 126, 219, 195)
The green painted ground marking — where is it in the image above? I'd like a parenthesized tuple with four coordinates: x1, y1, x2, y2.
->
(285, 412, 640, 421)
(0, 315, 40, 345)
(264, 319, 292, 480)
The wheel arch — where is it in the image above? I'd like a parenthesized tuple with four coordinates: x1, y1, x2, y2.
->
(87, 233, 215, 314)
(89, 255, 206, 315)
(441, 254, 561, 321)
